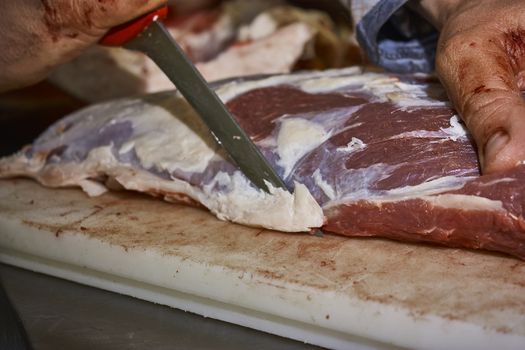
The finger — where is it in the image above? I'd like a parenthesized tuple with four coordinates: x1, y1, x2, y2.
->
(436, 34, 525, 174)
(482, 101, 525, 173)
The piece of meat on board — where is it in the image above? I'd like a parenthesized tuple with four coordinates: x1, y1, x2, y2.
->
(1, 67, 525, 259)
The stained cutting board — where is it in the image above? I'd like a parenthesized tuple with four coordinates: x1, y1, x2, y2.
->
(1, 178, 525, 350)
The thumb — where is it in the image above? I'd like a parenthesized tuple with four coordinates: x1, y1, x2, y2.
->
(481, 98, 525, 173)
(436, 37, 525, 174)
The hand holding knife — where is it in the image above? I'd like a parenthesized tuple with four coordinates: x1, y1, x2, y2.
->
(100, 6, 288, 194)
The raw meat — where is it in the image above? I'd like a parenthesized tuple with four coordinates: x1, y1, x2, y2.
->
(49, 1, 357, 102)
(49, 0, 283, 101)
(2, 67, 525, 259)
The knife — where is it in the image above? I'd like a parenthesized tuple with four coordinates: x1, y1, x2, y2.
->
(100, 6, 288, 193)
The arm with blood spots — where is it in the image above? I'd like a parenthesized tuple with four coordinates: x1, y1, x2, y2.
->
(410, 0, 525, 174)
(0, 0, 168, 92)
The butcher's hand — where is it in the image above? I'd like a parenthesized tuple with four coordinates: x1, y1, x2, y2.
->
(411, 0, 525, 173)
(0, 0, 166, 93)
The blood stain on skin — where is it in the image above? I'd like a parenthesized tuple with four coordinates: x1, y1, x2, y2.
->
(494, 54, 512, 71)
(473, 85, 492, 94)
(41, 0, 103, 42)
(503, 28, 525, 70)
(491, 55, 515, 89)
(82, 5, 95, 28)
(40, 0, 60, 42)
(457, 60, 472, 81)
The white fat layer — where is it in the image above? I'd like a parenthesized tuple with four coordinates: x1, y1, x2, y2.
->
(421, 194, 504, 211)
(196, 23, 314, 82)
(380, 175, 474, 200)
(390, 115, 468, 141)
(441, 115, 468, 141)
(238, 13, 278, 41)
(122, 96, 220, 174)
(313, 169, 335, 200)
(322, 166, 502, 212)
(337, 137, 366, 153)
(171, 0, 284, 64)
(214, 67, 364, 102)
(387, 82, 448, 108)
(200, 172, 324, 231)
(78, 180, 108, 196)
(118, 140, 135, 155)
(324, 164, 475, 208)
(298, 76, 358, 93)
(322, 163, 402, 206)
(298, 73, 448, 108)
(276, 118, 331, 178)
(478, 178, 516, 187)
(68, 147, 324, 232)
(257, 106, 359, 153)
(214, 67, 448, 111)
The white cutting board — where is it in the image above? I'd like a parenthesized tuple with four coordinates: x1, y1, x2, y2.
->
(1, 179, 525, 350)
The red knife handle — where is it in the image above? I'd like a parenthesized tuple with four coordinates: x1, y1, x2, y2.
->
(99, 5, 169, 46)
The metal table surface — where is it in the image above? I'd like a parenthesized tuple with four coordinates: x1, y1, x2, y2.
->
(0, 264, 322, 350)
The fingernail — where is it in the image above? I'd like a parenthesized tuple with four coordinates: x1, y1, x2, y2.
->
(485, 131, 510, 163)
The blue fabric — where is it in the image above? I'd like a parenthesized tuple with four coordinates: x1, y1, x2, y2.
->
(356, 0, 439, 73)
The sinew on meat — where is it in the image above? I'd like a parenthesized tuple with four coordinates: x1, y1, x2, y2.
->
(2, 67, 525, 259)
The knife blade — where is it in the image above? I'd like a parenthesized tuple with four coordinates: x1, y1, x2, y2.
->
(100, 7, 288, 193)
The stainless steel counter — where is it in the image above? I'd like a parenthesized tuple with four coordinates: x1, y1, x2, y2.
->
(0, 264, 321, 350)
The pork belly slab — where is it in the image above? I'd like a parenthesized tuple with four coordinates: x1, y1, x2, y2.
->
(2, 67, 525, 259)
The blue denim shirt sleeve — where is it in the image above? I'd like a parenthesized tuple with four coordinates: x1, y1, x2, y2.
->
(355, 0, 439, 73)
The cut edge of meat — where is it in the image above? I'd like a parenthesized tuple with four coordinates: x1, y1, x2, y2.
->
(0, 147, 325, 233)
(323, 195, 525, 259)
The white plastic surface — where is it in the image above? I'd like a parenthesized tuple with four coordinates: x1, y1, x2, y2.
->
(1, 180, 525, 350)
